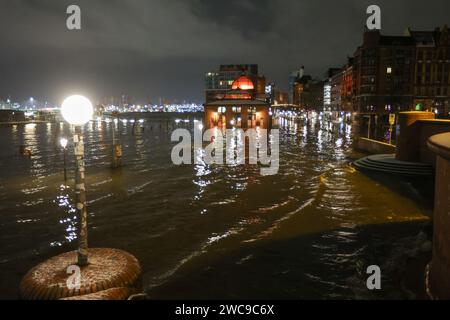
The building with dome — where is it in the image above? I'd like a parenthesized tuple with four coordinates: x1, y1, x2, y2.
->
(204, 64, 271, 129)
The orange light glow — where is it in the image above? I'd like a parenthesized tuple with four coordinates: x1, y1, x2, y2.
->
(231, 76, 254, 91)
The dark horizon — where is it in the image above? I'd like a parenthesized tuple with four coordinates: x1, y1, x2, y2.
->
(0, 0, 449, 104)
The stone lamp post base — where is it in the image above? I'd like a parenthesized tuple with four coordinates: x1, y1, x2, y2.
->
(19, 248, 142, 300)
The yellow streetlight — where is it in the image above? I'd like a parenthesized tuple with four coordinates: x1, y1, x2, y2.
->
(61, 95, 93, 266)
(60, 137, 68, 149)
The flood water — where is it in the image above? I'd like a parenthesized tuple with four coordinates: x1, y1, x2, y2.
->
(0, 114, 433, 299)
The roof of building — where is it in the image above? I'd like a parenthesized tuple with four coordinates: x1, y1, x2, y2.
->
(409, 31, 436, 46)
(379, 35, 415, 46)
(406, 25, 449, 46)
(231, 76, 255, 90)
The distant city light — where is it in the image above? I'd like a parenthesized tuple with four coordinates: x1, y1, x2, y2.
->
(103, 103, 203, 114)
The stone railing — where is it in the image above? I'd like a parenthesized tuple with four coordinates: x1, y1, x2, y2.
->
(396, 112, 450, 166)
(426, 133, 450, 299)
(356, 137, 396, 154)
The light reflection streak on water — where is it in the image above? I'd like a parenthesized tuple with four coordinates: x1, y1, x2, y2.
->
(193, 148, 211, 202)
(54, 184, 77, 245)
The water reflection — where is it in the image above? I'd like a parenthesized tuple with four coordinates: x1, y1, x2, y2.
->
(0, 114, 432, 299)
(53, 184, 77, 245)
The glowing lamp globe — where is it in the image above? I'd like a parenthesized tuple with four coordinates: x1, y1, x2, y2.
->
(60, 138, 68, 149)
(61, 95, 93, 126)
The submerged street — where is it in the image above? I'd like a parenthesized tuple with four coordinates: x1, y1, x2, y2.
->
(0, 115, 433, 299)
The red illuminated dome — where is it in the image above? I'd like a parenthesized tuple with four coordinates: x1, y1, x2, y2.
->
(231, 76, 254, 90)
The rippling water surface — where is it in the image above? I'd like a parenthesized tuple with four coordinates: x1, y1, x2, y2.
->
(0, 115, 432, 299)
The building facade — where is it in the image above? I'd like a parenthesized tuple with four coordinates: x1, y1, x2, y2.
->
(290, 68, 324, 111)
(289, 66, 305, 104)
(265, 82, 289, 106)
(407, 26, 450, 116)
(353, 30, 416, 115)
(342, 59, 354, 113)
(352, 26, 450, 117)
(204, 68, 271, 130)
(330, 71, 343, 113)
(323, 68, 341, 112)
(272, 89, 289, 106)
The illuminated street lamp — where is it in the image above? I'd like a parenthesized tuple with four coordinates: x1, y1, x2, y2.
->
(60, 138, 68, 182)
(60, 137, 68, 148)
(61, 95, 93, 266)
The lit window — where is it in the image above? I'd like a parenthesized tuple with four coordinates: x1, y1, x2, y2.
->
(387, 67, 392, 74)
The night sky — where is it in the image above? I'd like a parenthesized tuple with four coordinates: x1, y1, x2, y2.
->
(0, 0, 449, 104)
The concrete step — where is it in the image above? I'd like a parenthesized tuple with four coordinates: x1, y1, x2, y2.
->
(353, 162, 433, 176)
(353, 154, 434, 177)
(358, 159, 433, 172)
(354, 161, 433, 176)
(364, 154, 432, 168)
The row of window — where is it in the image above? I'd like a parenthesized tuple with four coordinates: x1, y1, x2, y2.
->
(415, 87, 449, 96)
(361, 49, 449, 60)
(417, 63, 450, 73)
(217, 107, 258, 114)
(417, 50, 449, 61)
(416, 74, 450, 84)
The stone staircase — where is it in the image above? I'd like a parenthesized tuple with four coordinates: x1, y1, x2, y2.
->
(353, 154, 434, 177)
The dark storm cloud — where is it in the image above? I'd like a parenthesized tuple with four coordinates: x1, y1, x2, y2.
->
(189, 0, 275, 38)
(0, 0, 449, 104)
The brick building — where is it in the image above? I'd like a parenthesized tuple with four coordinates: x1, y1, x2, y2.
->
(352, 26, 450, 117)
(204, 66, 271, 130)
(407, 26, 450, 116)
(353, 30, 416, 115)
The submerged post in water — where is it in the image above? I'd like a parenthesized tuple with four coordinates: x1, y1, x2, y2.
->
(61, 95, 93, 266)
